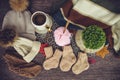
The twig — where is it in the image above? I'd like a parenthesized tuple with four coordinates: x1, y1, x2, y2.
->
(63, 21, 70, 33)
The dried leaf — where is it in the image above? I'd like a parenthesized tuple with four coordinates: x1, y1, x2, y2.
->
(96, 46, 109, 58)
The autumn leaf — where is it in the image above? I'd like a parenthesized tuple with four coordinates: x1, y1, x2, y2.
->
(96, 46, 109, 58)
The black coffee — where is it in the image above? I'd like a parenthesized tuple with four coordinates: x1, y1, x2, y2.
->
(32, 13, 46, 25)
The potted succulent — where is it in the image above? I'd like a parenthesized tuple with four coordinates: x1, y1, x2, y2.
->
(75, 25, 106, 53)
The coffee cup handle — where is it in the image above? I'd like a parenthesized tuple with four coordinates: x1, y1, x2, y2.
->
(45, 25, 52, 32)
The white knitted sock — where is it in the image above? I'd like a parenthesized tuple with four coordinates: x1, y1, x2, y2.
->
(44, 46, 53, 59)
(60, 45, 76, 72)
(72, 52, 89, 74)
(43, 49, 62, 70)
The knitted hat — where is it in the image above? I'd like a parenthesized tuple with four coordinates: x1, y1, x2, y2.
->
(2, 10, 36, 41)
(13, 37, 41, 63)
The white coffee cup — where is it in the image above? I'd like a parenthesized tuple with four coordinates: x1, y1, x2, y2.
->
(31, 11, 52, 34)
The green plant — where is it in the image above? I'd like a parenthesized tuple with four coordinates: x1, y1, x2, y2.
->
(82, 25, 106, 49)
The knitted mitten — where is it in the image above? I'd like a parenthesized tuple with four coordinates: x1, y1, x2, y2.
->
(44, 46, 53, 59)
(43, 49, 62, 70)
(39, 43, 49, 56)
(60, 45, 76, 72)
(72, 52, 89, 75)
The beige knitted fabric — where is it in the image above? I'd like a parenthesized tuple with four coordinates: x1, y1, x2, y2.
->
(72, 52, 89, 75)
(43, 49, 62, 70)
(60, 45, 76, 72)
(112, 20, 120, 52)
(44, 46, 53, 59)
